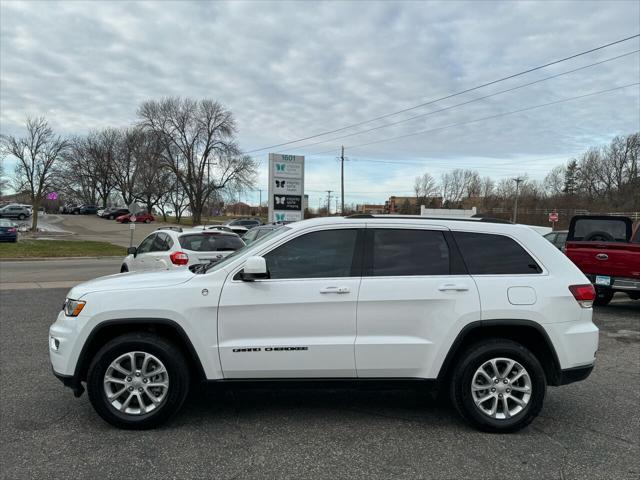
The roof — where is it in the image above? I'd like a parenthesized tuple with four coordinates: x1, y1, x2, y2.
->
(283, 214, 536, 237)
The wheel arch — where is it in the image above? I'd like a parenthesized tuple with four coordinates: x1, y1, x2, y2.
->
(74, 318, 207, 384)
(437, 320, 562, 386)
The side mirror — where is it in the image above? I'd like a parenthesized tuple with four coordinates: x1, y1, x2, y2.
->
(127, 246, 137, 256)
(240, 256, 269, 281)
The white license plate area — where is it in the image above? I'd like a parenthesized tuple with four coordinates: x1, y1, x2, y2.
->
(595, 275, 611, 286)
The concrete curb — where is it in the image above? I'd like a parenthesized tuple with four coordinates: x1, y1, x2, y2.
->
(0, 256, 123, 262)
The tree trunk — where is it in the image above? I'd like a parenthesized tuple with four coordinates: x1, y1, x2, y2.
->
(31, 201, 39, 231)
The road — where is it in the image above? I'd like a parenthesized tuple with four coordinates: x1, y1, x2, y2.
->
(19, 214, 178, 247)
(0, 258, 122, 290)
(0, 283, 638, 479)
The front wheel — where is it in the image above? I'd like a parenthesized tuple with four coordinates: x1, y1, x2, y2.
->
(87, 333, 190, 429)
(144, 219, 151, 223)
(450, 339, 546, 433)
(18, 214, 26, 220)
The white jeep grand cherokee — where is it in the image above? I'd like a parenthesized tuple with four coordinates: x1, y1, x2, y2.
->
(50, 215, 598, 432)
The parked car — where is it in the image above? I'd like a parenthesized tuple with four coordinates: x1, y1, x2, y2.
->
(120, 227, 245, 272)
(242, 223, 283, 245)
(543, 230, 568, 250)
(564, 215, 639, 305)
(50, 214, 598, 432)
(100, 207, 130, 220)
(0, 205, 31, 220)
(226, 218, 262, 229)
(116, 212, 154, 223)
(0, 219, 18, 242)
(79, 205, 99, 215)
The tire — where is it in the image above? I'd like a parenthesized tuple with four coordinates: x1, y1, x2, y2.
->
(594, 288, 614, 306)
(450, 339, 546, 433)
(109, 215, 115, 220)
(18, 214, 25, 220)
(120, 265, 129, 273)
(144, 219, 151, 224)
(584, 230, 614, 242)
(87, 332, 190, 430)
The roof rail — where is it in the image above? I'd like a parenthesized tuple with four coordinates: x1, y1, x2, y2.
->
(344, 214, 512, 224)
(156, 226, 183, 232)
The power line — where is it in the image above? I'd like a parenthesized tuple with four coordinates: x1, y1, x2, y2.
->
(244, 34, 640, 154)
(306, 82, 640, 156)
(285, 50, 639, 152)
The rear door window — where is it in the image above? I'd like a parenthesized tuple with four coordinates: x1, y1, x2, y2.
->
(453, 232, 542, 275)
(367, 229, 450, 276)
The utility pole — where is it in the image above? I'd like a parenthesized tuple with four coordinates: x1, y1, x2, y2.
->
(512, 177, 524, 223)
(340, 145, 345, 215)
(326, 190, 333, 216)
(258, 189, 262, 215)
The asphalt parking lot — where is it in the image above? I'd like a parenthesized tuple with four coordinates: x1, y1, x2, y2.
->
(0, 288, 638, 480)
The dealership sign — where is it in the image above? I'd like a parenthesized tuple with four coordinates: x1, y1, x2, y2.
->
(268, 153, 304, 222)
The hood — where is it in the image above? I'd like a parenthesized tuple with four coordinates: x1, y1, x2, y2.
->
(67, 268, 194, 299)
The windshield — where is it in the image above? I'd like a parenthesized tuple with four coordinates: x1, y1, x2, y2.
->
(201, 226, 289, 273)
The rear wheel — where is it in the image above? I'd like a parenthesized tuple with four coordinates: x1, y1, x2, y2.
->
(594, 288, 614, 306)
(144, 219, 151, 223)
(109, 215, 115, 220)
(450, 339, 546, 433)
(18, 214, 26, 220)
(87, 333, 190, 429)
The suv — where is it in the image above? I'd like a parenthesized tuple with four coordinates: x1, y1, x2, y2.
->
(100, 207, 130, 220)
(121, 227, 245, 272)
(49, 215, 598, 432)
(0, 205, 31, 220)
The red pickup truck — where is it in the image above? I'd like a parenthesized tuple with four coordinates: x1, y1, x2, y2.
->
(564, 215, 640, 306)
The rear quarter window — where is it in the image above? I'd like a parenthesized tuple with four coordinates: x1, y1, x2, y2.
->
(453, 231, 542, 275)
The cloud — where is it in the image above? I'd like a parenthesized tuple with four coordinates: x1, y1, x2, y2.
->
(1, 0, 638, 207)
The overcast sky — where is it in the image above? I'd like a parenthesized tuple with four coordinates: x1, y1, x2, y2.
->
(1, 0, 639, 207)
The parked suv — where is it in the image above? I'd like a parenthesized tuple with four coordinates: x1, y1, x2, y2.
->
(120, 227, 245, 272)
(0, 205, 31, 220)
(49, 215, 598, 432)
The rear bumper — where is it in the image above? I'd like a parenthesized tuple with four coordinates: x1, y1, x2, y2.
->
(586, 274, 640, 292)
(557, 364, 594, 385)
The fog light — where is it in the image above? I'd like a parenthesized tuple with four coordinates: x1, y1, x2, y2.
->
(50, 336, 60, 351)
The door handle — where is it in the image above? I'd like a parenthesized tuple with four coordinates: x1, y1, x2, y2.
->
(320, 286, 350, 294)
(438, 283, 469, 292)
(595, 253, 608, 261)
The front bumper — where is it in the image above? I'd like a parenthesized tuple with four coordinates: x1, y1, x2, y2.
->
(52, 367, 85, 397)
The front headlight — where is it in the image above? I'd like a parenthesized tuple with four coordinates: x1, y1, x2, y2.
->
(64, 298, 86, 317)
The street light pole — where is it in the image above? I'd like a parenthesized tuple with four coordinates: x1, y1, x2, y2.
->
(512, 177, 523, 223)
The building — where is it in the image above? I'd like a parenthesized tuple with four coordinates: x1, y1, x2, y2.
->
(384, 195, 442, 214)
(356, 204, 385, 214)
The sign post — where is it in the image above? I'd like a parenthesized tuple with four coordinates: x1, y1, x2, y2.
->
(548, 211, 559, 230)
(268, 153, 305, 223)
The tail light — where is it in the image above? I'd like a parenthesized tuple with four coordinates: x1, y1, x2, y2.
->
(7, 228, 16, 233)
(569, 284, 595, 308)
(170, 251, 189, 266)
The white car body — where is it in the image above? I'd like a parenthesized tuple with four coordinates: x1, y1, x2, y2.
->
(50, 215, 598, 431)
(121, 227, 245, 272)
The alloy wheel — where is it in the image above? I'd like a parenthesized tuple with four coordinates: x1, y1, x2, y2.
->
(471, 357, 532, 420)
(103, 351, 169, 415)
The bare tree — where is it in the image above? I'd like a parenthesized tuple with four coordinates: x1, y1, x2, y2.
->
(134, 131, 172, 214)
(441, 169, 477, 206)
(0, 155, 7, 198)
(543, 165, 565, 196)
(137, 97, 257, 224)
(413, 172, 439, 212)
(111, 128, 142, 206)
(1, 117, 68, 230)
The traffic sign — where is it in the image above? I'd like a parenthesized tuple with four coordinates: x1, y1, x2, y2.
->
(548, 212, 559, 223)
(130, 215, 137, 223)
